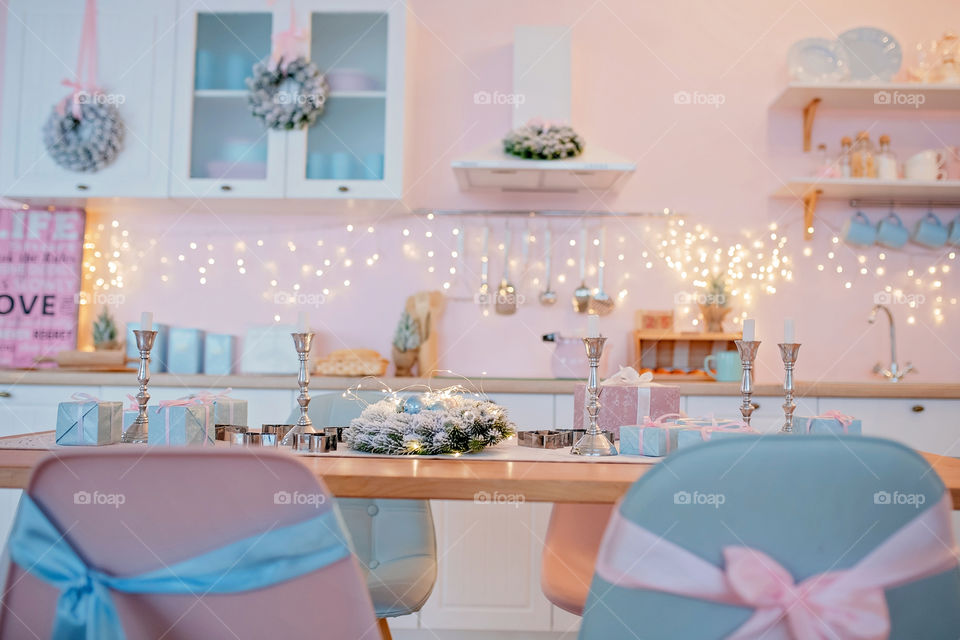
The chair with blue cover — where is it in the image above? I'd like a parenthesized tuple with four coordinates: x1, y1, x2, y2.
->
(288, 390, 437, 638)
(580, 436, 960, 639)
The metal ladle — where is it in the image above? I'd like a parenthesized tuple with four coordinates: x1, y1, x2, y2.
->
(590, 226, 614, 316)
(573, 225, 590, 313)
(477, 226, 490, 306)
(495, 224, 517, 315)
(539, 227, 557, 306)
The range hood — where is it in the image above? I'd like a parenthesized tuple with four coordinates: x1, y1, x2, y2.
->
(452, 26, 636, 193)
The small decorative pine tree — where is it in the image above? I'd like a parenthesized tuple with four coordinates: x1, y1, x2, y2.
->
(393, 311, 421, 352)
(92, 309, 118, 350)
(706, 275, 730, 308)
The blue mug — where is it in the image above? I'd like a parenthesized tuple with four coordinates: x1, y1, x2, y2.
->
(195, 49, 215, 90)
(225, 54, 249, 90)
(703, 351, 743, 382)
(876, 213, 909, 249)
(913, 212, 948, 248)
(842, 211, 876, 247)
(330, 152, 354, 180)
(307, 152, 327, 180)
(361, 153, 384, 180)
(947, 214, 960, 247)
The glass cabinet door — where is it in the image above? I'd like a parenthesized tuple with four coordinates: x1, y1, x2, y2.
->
(286, 5, 405, 199)
(171, 5, 288, 197)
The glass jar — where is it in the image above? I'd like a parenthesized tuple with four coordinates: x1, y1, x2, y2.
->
(838, 136, 853, 178)
(812, 143, 839, 178)
(851, 131, 877, 178)
(876, 134, 898, 180)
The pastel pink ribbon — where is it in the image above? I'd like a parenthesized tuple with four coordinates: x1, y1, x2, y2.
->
(637, 413, 685, 454)
(595, 493, 959, 639)
(270, 1, 306, 71)
(68, 393, 99, 444)
(57, 0, 101, 119)
(190, 389, 235, 424)
(125, 394, 138, 412)
(157, 396, 213, 445)
(804, 410, 856, 434)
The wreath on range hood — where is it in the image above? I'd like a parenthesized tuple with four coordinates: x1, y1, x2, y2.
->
(503, 119, 584, 160)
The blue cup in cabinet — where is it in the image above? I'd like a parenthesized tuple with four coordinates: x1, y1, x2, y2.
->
(949, 214, 960, 247)
(361, 153, 384, 180)
(703, 351, 742, 382)
(912, 212, 948, 248)
(330, 152, 354, 180)
(195, 49, 215, 90)
(307, 152, 327, 179)
(876, 213, 909, 249)
(841, 211, 876, 247)
(225, 53, 249, 90)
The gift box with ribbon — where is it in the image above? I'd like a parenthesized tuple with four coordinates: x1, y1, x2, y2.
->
(122, 395, 139, 437)
(574, 367, 681, 439)
(147, 396, 215, 446)
(189, 389, 248, 427)
(620, 413, 685, 457)
(794, 410, 862, 435)
(56, 393, 122, 446)
(674, 416, 759, 449)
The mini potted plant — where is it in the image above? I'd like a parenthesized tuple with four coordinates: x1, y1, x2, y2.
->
(92, 308, 120, 350)
(698, 276, 732, 333)
(392, 310, 422, 377)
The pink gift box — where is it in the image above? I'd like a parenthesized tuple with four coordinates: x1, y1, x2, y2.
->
(574, 380, 680, 438)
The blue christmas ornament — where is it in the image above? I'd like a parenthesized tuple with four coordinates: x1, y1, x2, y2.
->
(423, 399, 444, 411)
(402, 396, 423, 414)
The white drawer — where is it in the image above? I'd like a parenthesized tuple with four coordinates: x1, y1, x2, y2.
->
(828, 397, 960, 456)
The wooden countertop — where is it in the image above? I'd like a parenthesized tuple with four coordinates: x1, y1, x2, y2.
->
(1, 370, 959, 399)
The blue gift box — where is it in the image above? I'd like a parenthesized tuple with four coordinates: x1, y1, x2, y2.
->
(147, 402, 215, 446)
(167, 328, 205, 374)
(56, 399, 122, 446)
(620, 424, 681, 457)
(795, 413, 862, 436)
(122, 409, 139, 436)
(673, 418, 758, 449)
(127, 322, 169, 372)
(189, 391, 248, 426)
(204, 334, 235, 375)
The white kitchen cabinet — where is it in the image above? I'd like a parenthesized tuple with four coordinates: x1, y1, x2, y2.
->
(685, 394, 820, 434)
(0, 0, 176, 198)
(485, 393, 554, 430)
(829, 397, 960, 456)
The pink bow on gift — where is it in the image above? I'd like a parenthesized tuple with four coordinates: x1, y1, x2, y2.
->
(157, 396, 213, 444)
(804, 410, 856, 434)
(596, 493, 959, 639)
(125, 394, 138, 412)
(270, 1, 307, 71)
(57, 0, 101, 120)
(641, 413, 684, 428)
(69, 392, 99, 403)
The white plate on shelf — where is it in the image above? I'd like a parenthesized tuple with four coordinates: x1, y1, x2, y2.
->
(787, 37, 850, 82)
(839, 27, 902, 81)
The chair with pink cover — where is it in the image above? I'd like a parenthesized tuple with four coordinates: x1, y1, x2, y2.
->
(0, 448, 381, 640)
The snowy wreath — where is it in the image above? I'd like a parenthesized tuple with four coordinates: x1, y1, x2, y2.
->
(247, 56, 329, 130)
(43, 94, 124, 173)
(345, 390, 516, 456)
(502, 119, 585, 160)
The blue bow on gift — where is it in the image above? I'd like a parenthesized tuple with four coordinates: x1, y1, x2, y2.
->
(7, 495, 352, 640)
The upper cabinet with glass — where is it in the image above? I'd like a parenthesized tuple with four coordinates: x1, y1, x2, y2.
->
(286, 3, 406, 199)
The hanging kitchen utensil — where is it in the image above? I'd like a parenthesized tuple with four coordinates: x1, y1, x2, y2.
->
(477, 225, 490, 306)
(573, 225, 591, 313)
(590, 226, 615, 316)
(496, 224, 517, 315)
(539, 227, 558, 306)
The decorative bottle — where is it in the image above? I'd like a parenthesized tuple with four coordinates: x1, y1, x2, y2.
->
(851, 131, 877, 178)
(876, 134, 898, 180)
(838, 136, 853, 178)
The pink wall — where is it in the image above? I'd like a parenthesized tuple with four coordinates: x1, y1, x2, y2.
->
(84, 0, 960, 382)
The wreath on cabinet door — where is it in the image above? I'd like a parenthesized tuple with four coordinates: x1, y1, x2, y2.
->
(43, 96, 124, 173)
(502, 119, 585, 160)
(246, 56, 329, 130)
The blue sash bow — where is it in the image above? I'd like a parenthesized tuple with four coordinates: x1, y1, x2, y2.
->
(7, 495, 351, 640)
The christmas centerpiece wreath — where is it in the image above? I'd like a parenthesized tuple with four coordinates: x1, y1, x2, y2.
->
(345, 385, 516, 455)
(502, 119, 584, 160)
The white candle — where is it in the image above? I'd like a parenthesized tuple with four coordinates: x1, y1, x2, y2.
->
(784, 318, 795, 344)
(742, 318, 755, 342)
(140, 312, 153, 331)
(587, 314, 600, 338)
(297, 311, 310, 333)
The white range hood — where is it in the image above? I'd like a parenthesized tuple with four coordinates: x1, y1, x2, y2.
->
(452, 26, 636, 193)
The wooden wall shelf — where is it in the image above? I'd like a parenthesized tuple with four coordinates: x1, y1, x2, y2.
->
(632, 331, 741, 379)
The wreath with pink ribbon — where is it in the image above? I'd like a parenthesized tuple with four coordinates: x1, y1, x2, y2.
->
(42, 0, 124, 173)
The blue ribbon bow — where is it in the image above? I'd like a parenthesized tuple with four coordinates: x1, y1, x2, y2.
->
(7, 495, 352, 640)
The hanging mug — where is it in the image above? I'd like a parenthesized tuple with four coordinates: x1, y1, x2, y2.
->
(912, 212, 948, 248)
(876, 213, 910, 249)
(842, 211, 876, 247)
(948, 214, 960, 247)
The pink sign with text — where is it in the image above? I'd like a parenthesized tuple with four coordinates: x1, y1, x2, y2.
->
(0, 208, 85, 368)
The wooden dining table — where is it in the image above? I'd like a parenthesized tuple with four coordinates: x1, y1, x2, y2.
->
(1, 434, 959, 506)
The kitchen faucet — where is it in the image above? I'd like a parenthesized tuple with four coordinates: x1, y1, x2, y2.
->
(868, 304, 915, 382)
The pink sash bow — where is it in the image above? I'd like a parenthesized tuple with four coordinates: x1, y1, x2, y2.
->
(595, 493, 958, 639)
(269, 1, 307, 71)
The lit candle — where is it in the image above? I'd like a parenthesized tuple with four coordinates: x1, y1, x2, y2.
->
(587, 314, 600, 338)
(297, 311, 310, 333)
(784, 318, 795, 344)
(742, 318, 755, 342)
(140, 312, 153, 332)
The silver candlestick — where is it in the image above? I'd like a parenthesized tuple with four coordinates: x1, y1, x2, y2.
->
(572, 336, 617, 457)
(734, 340, 761, 428)
(281, 332, 318, 447)
(122, 329, 157, 444)
(778, 343, 801, 433)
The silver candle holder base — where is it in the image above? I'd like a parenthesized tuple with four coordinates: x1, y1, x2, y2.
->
(734, 339, 761, 428)
(281, 332, 318, 447)
(778, 343, 801, 433)
(571, 336, 617, 457)
(122, 329, 158, 444)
